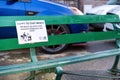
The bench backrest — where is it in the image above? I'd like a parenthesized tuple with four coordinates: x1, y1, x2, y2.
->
(0, 15, 119, 51)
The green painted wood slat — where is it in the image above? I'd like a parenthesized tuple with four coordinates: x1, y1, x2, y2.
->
(0, 15, 119, 27)
(0, 31, 119, 51)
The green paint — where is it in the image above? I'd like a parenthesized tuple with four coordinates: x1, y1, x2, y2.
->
(0, 15, 119, 27)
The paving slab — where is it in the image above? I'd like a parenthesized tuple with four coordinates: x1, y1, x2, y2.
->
(62, 57, 120, 80)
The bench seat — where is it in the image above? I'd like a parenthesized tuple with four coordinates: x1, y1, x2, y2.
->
(0, 48, 120, 76)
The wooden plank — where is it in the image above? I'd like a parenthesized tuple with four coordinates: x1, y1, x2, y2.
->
(0, 15, 119, 27)
(0, 31, 119, 51)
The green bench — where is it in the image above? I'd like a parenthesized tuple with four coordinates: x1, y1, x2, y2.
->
(0, 15, 120, 80)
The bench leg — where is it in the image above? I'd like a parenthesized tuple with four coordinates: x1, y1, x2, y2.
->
(109, 37, 120, 75)
(110, 55, 120, 75)
(55, 67, 63, 80)
(25, 71, 36, 80)
(25, 48, 38, 80)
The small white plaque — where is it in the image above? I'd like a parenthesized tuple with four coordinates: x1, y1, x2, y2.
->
(16, 20, 48, 44)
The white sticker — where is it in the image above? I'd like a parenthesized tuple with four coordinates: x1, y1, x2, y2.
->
(16, 20, 48, 44)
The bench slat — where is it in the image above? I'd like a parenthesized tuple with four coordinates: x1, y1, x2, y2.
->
(0, 31, 119, 51)
(0, 15, 119, 27)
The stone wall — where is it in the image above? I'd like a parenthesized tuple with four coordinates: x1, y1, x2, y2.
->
(79, 0, 108, 11)
(52, 0, 108, 10)
(82, 0, 108, 7)
(78, 0, 108, 12)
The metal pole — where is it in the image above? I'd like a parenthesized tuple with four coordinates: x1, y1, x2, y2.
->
(109, 24, 120, 75)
